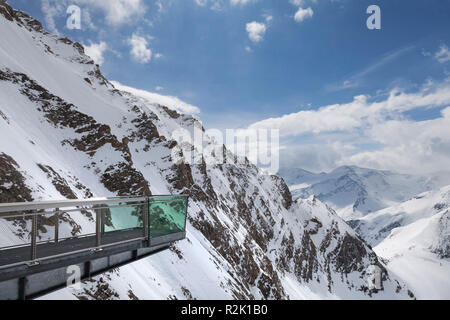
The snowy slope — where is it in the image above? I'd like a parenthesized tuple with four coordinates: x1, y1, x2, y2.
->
(0, 1, 413, 300)
(349, 186, 450, 299)
(279, 166, 450, 220)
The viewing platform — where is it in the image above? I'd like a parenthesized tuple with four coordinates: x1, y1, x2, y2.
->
(0, 195, 189, 300)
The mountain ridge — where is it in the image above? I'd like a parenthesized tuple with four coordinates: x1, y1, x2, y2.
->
(279, 165, 450, 220)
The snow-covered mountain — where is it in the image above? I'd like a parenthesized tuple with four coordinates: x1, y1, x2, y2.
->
(279, 166, 450, 220)
(0, 1, 413, 300)
(349, 186, 450, 299)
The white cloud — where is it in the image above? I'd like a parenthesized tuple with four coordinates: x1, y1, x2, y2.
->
(128, 33, 152, 63)
(195, 0, 208, 6)
(246, 21, 267, 43)
(435, 45, 450, 63)
(344, 110, 450, 174)
(250, 83, 450, 136)
(230, 0, 256, 6)
(81, 9, 96, 30)
(249, 80, 450, 174)
(155, 1, 163, 13)
(40, 0, 146, 33)
(279, 142, 346, 173)
(289, 0, 305, 6)
(194, 0, 224, 11)
(294, 7, 313, 23)
(245, 46, 253, 53)
(111, 81, 200, 115)
(154, 53, 163, 59)
(74, 0, 146, 26)
(84, 41, 108, 65)
(155, 86, 164, 91)
(195, 0, 256, 9)
(289, 0, 314, 24)
(264, 14, 273, 23)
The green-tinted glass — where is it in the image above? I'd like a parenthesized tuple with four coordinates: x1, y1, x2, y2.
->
(149, 196, 188, 238)
(103, 202, 143, 232)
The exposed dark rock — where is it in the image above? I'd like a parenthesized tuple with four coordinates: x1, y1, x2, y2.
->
(270, 175, 292, 210)
(101, 162, 151, 196)
(294, 232, 318, 281)
(127, 290, 139, 300)
(78, 276, 120, 300)
(73, 180, 94, 198)
(0, 152, 33, 203)
(347, 219, 361, 230)
(379, 221, 403, 235)
(334, 233, 367, 274)
(181, 287, 194, 300)
(434, 210, 450, 258)
(87, 65, 109, 86)
(434, 203, 448, 211)
(278, 232, 295, 273)
(0, 110, 9, 124)
(0, 0, 17, 22)
(37, 164, 77, 199)
(129, 106, 160, 145)
(170, 244, 184, 260)
(161, 105, 180, 119)
(168, 161, 195, 192)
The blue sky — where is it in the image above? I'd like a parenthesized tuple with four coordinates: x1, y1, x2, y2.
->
(8, 0, 450, 173)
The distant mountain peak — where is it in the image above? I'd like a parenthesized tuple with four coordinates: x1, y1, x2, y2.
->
(279, 165, 450, 220)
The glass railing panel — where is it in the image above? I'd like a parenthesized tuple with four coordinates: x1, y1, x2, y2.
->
(103, 202, 144, 233)
(148, 196, 188, 238)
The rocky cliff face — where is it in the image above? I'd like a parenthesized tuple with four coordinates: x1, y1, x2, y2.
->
(0, 1, 412, 299)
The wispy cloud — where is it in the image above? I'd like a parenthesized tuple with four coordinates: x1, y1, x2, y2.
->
(40, 0, 65, 35)
(435, 45, 450, 63)
(230, 0, 258, 6)
(194, 0, 225, 11)
(327, 46, 415, 91)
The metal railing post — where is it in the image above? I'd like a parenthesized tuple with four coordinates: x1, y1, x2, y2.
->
(96, 207, 102, 248)
(31, 214, 38, 261)
(143, 199, 149, 245)
(54, 208, 59, 244)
